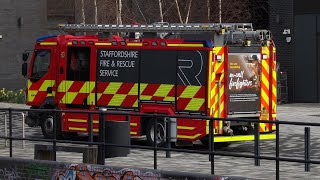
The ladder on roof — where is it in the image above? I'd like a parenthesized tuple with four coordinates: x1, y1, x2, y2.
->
(58, 23, 272, 43)
(58, 23, 254, 33)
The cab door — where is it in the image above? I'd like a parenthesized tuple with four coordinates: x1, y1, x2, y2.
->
(60, 47, 92, 108)
(27, 47, 56, 106)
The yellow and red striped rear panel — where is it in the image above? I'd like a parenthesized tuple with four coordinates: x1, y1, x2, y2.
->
(260, 46, 277, 132)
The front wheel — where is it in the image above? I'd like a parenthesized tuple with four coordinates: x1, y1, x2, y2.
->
(146, 119, 166, 146)
(41, 114, 55, 139)
(40, 113, 77, 139)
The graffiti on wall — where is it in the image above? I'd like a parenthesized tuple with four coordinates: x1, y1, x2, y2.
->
(55, 164, 162, 180)
(0, 168, 19, 180)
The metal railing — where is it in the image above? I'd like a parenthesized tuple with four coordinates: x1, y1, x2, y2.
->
(0, 108, 318, 180)
(4, 112, 26, 148)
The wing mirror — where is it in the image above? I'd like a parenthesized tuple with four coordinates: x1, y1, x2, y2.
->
(22, 52, 29, 62)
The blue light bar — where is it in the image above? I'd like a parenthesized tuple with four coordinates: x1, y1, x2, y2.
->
(36, 35, 57, 42)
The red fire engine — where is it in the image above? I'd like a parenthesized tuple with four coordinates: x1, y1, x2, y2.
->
(22, 23, 277, 146)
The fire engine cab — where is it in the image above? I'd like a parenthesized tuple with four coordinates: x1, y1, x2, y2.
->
(22, 23, 277, 146)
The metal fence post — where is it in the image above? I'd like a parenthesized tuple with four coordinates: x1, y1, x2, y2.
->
(166, 117, 171, 158)
(4, 114, 8, 147)
(52, 110, 57, 161)
(97, 111, 105, 165)
(276, 121, 280, 180)
(304, 127, 310, 172)
(153, 115, 158, 170)
(209, 119, 214, 175)
(21, 112, 25, 149)
(254, 122, 260, 166)
(9, 108, 12, 157)
(88, 113, 93, 146)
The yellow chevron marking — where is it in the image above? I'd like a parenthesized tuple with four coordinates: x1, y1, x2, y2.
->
(262, 60, 270, 72)
(261, 73, 269, 90)
(154, 84, 174, 97)
(177, 134, 201, 139)
(272, 85, 277, 96)
(27, 90, 38, 102)
(104, 82, 122, 94)
(130, 132, 138, 135)
(128, 83, 138, 95)
(219, 120, 223, 134)
(208, 51, 213, 108)
(214, 47, 222, 54)
(133, 100, 138, 107)
(66, 92, 78, 104)
(261, 90, 269, 106)
(260, 123, 268, 132)
(211, 84, 217, 100)
(180, 86, 201, 98)
(139, 83, 148, 93)
(88, 93, 96, 105)
(272, 114, 276, 119)
(219, 101, 225, 116)
(177, 126, 195, 130)
(163, 97, 175, 101)
(65, 81, 74, 92)
(219, 85, 224, 96)
(39, 80, 55, 91)
(109, 94, 127, 106)
(28, 80, 32, 89)
(96, 93, 102, 101)
(79, 81, 95, 93)
(140, 95, 152, 100)
(262, 47, 270, 56)
(185, 98, 204, 111)
(214, 133, 276, 142)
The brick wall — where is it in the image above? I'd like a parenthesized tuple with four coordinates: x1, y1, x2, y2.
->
(0, 0, 47, 90)
(0, 156, 243, 180)
(269, 0, 294, 102)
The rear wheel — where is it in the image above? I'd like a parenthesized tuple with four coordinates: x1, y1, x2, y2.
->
(146, 118, 166, 146)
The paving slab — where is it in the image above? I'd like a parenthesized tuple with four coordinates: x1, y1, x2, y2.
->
(0, 103, 320, 179)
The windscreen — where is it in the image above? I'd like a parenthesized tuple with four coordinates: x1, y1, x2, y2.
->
(228, 53, 261, 114)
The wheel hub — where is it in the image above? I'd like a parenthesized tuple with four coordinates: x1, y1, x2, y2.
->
(44, 116, 54, 135)
(150, 123, 165, 144)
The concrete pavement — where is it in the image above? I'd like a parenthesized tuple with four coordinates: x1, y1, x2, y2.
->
(0, 103, 320, 179)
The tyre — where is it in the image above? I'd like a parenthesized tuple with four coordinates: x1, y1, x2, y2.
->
(40, 114, 55, 139)
(146, 118, 166, 146)
(40, 113, 78, 139)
